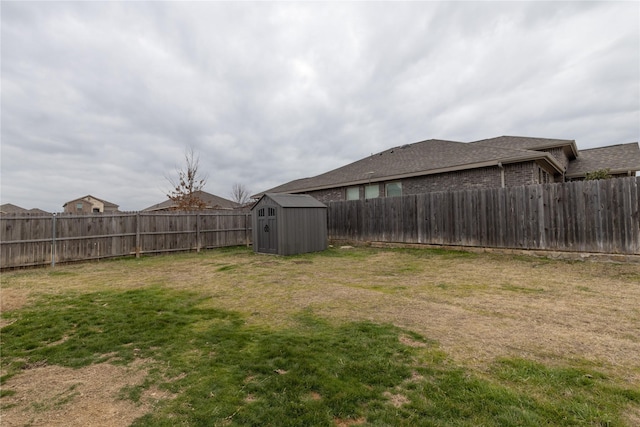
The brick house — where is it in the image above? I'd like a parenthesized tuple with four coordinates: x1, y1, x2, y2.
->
(255, 136, 640, 203)
(63, 195, 119, 213)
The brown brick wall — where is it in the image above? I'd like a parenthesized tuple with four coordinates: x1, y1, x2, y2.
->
(544, 147, 571, 171)
(305, 188, 345, 203)
(504, 162, 537, 187)
(402, 166, 503, 194)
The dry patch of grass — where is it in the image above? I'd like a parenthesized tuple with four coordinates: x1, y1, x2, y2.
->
(1, 359, 162, 427)
(0, 288, 29, 329)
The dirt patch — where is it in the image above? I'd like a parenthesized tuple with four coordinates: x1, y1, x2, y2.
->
(399, 334, 427, 348)
(334, 417, 366, 426)
(1, 359, 168, 427)
(0, 288, 29, 312)
(308, 391, 322, 401)
(383, 391, 410, 408)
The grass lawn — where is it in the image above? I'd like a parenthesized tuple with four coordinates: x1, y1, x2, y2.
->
(1, 246, 639, 426)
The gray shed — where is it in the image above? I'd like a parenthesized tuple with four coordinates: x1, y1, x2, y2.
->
(251, 193, 327, 255)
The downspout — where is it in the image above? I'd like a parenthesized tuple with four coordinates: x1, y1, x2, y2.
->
(498, 162, 505, 188)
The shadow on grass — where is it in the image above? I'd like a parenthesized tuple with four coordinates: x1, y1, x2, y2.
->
(1, 288, 637, 426)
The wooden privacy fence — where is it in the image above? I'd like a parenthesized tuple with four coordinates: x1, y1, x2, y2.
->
(1, 211, 252, 269)
(327, 177, 640, 255)
(3, 178, 639, 268)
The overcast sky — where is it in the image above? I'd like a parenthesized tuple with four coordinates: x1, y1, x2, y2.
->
(1, 1, 638, 212)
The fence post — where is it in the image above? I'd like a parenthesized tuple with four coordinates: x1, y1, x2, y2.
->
(51, 213, 57, 267)
(135, 212, 141, 258)
(196, 212, 201, 253)
(245, 212, 250, 247)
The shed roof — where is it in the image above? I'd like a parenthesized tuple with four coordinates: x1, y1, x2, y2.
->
(253, 193, 327, 209)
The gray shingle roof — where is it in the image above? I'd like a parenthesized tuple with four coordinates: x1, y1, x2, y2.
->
(259, 138, 562, 195)
(471, 135, 576, 151)
(143, 190, 239, 211)
(566, 143, 640, 178)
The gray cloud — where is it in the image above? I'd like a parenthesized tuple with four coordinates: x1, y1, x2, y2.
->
(1, 1, 638, 212)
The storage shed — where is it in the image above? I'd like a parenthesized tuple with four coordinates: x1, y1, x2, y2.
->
(251, 193, 327, 255)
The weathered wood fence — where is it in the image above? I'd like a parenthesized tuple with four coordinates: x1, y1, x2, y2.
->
(1, 211, 252, 269)
(327, 177, 640, 255)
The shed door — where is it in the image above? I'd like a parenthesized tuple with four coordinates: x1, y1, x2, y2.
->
(257, 206, 277, 254)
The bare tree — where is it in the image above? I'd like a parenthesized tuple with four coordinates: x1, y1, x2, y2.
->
(166, 147, 208, 211)
(231, 183, 251, 206)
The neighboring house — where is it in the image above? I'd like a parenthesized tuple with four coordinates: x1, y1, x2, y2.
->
(63, 195, 119, 213)
(0, 203, 28, 214)
(142, 190, 240, 212)
(255, 136, 640, 203)
(0, 204, 49, 214)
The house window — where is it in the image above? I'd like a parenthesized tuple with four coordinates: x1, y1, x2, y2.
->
(365, 184, 379, 199)
(92, 208, 100, 213)
(385, 182, 402, 197)
(538, 167, 550, 184)
(258, 208, 265, 217)
(76, 203, 83, 211)
(346, 186, 359, 200)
